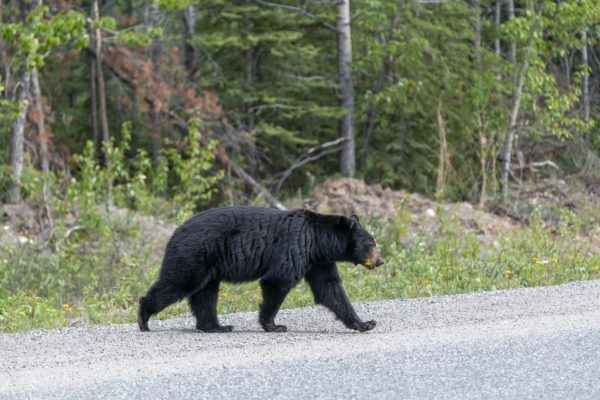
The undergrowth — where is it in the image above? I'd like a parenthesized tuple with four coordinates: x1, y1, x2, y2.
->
(1, 122, 599, 332)
(2, 202, 599, 333)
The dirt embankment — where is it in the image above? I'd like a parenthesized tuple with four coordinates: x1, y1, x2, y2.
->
(304, 177, 600, 253)
(0, 204, 176, 269)
(304, 178, 517, 250)
(2, 177, 599, 257)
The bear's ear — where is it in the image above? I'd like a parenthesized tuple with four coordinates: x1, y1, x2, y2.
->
(303, 209, 318, 221)
(338, 216, 356, 231)
(350, 214, 360, 223)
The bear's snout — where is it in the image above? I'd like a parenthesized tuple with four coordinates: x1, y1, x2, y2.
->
(363, 247, 385, 269)
(371, 247, 385, 267)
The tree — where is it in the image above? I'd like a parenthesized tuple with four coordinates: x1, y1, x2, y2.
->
(197, 0, 340, 186)
(335, 0, 356, 177)
(182, 5, 198, 79)
(582, 31, 590, 129)
(31, 67, 49, 173)
(149, 1, 162, 164)
(8, 70, 31, 203)
(92, 0, 109, 147)
(2, 0, 600, 208)
(1, 3, 87, 202)
(499, 39, 531, 201)
(499, 0, 599, 200)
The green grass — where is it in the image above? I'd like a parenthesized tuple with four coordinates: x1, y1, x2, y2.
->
(2, 205, 599, 333)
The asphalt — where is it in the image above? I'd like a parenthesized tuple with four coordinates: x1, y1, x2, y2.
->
(2, 280, 600, 399)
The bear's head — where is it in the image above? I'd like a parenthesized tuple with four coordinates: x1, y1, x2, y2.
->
(302, 209, 385, 269)
(338, 214, 385, 270)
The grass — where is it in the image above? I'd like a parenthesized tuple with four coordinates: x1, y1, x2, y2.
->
(2, 205, 599, 333)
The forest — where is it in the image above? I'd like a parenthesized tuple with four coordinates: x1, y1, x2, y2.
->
(2, 0, 600, 332)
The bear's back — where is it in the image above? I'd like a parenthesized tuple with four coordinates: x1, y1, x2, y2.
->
(183, 206, 282, 233)
(164, 207, 293, 283)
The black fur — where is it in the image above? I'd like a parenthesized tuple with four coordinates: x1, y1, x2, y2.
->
(138, 207, 383, 333)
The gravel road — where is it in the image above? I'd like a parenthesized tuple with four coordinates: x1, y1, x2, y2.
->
(2, 280, 600, 400)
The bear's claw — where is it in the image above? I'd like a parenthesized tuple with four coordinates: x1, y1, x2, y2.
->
(261, 323, 288, 333)
(198, 324, 234, 333)
(353, 320, 376, 332)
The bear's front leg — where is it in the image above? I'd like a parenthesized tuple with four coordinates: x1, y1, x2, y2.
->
(259, 280, 291, 332)
(305, 263, 376, 332)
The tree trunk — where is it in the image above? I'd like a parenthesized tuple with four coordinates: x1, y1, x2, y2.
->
(580, 30, 593, 173)
(473, 0, 481, 64)
(182, 5, 198, 79)
(500, 42, 532, 201)
(499, 0, 523, 201)
(0, 0, 9, 100)
(91, 59, 99, 154)
(478, 115, 488, 208)
(149, 1, 162, 164)
(507, 0, 516, 67)
(358, 100, 379, 171)
(8, 71, 31, 204)
(500, 95, 522, 201)
(31, 68, 49, 173)
(31, 30, 53, 234)
(243, 1, 261, 178)
(244, 45, 255, 131)
(582, 31, 590, 127)
(473, 0, 487, 207)
(435, 97, 450, 199)
(335, 0, 355, 177)
(244, 0, 256, 132)
(494, 2, 501, 58)
(92, 0, 109, 145)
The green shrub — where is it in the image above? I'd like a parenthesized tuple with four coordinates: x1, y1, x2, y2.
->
(0, 120, 221, 332)
(2, 137, 599, 333)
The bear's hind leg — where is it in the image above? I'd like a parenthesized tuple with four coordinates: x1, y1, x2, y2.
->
(189, 280, 233, 333)
(138, 280, 187, 332)
(259, 280, 291, 332)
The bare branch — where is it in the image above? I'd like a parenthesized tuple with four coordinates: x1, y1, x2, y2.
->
(280, 73, 335, 85)
(275, 137, 347, 192)
(248, 104, 302, 114)
(252, 0, 338, 32)
(512, 160, 559, 171)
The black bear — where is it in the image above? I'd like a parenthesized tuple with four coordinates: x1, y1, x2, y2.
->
(138, 207, 384, 333)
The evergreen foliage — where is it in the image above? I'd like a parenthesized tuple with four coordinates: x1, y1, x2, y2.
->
(1, 0, 600, 201)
